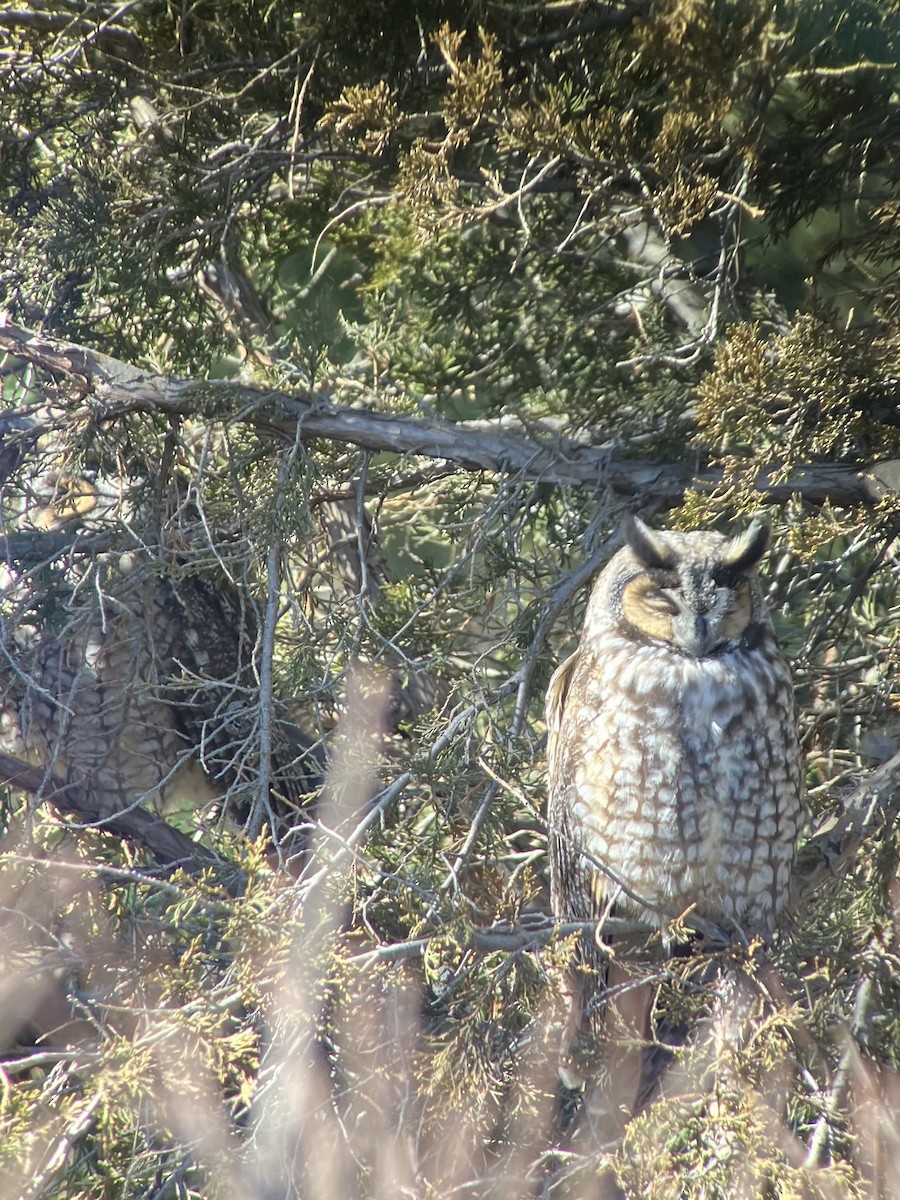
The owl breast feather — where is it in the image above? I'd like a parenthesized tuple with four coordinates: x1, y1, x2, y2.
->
(564, 635, 802, 931)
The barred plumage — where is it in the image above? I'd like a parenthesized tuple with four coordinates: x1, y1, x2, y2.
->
(547, 517, 804, 940)
(0, 563, 322, 842)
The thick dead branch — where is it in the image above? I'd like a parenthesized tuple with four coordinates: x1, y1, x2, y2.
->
(0, 10, 144, 61)
(0, 750, 234, 883)
(0, 322, 888, 507)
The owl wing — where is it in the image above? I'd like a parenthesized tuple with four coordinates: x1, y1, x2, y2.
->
(546, 649, 595, 922)
(545, 649, 579, 787)
(546, 645, 612, 1066)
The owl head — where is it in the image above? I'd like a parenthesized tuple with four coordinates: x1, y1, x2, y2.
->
(586, 516, 773, 659)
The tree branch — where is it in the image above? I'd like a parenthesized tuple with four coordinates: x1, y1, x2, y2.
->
(0, 751, 236, 885)
(793, 749, 900, 910)
(0, 322, 888, 507)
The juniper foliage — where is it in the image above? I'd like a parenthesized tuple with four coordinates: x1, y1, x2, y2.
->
(1, 1, 900, 1196)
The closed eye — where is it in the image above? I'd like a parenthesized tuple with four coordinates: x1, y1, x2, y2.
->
(621, 573, 680, 639)
(643, 590, 678, 614)
(712, 567, 741, 588)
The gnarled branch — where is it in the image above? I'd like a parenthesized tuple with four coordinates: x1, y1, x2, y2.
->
(0, 751, 236, 885)
(0, 322, 888, 507)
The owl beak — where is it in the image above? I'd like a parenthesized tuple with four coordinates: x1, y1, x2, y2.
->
(682, 614, 719, 658)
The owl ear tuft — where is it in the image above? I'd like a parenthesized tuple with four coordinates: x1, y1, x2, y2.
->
(621, 514, 676, 570)
(721, 519, 770, 574)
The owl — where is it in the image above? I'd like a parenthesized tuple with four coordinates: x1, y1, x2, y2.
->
(0, 565, 323, 845)
(546, 516, 804, 945)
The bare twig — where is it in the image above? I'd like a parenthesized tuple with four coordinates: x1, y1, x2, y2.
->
(346, 914, 651, 966)
(22, 1092, 103, 1200)
(250, 436, 302, 841)
(804, 970, 877, 1167)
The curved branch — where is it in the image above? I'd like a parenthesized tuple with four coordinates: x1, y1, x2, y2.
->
(0, 321, 888, 506)
(0, 751, 236, 885)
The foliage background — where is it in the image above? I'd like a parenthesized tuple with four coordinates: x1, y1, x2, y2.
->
(1, 0, 900, 1195)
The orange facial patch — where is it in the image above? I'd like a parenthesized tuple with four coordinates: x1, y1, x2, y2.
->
(621, 574, 677, 643)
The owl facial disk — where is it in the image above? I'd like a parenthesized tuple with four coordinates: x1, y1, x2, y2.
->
(620, 570, 755, 657)
(618, 516, 768, 657)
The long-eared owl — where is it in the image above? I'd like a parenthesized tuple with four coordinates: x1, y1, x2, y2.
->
(546, 516, 804, 938)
